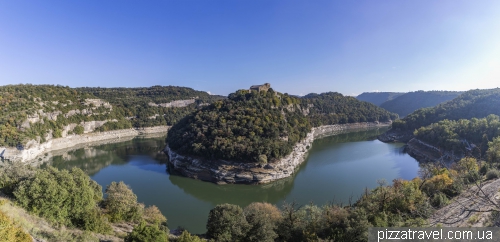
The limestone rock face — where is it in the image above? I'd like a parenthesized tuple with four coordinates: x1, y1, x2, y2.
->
(148, 99, 196, 108)
(165, 122, 391, 184)
(0, 126, 170, 163)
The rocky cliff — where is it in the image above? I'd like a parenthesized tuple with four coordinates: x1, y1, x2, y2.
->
(165, 122, 390, 184)
(0, 126, 170, 163)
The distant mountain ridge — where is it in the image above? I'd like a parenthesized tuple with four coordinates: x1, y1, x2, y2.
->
(392, 88, 500, 132)
(380, 91, 463, 117)
(357, 90, 463, 118)
(356, 92, 404, 106)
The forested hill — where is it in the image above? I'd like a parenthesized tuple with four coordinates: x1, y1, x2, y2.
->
(0, 84, 223, 147)
(392, 88, 500, 132)
(304, 92, 399, 127)
(356, 92, 404, 106)
(380, 91, 463, 117)
(167, 89, 398, 163)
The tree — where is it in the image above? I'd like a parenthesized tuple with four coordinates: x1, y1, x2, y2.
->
(206, 203, 249, 242)
(104, 181, 144, 223)
(243, 202, 281, 242)
(143, 205, 167, 225)
(14, 167, 103, 229)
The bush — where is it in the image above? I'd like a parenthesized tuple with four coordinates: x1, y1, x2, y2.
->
(243, 202, 281, 242)
(176, 230, 203, 242)
(74, 125, 85, 135)
(206, 203, 249, 242)
(431, 193, 449, 208)
(0, 211, 32, 242)
(143, 205, 167, 225)
(104, 181, 144, 223)
(0, 162, 35, 196)
(486, 170, 500, 180)
(125, 221, 168, 242)
(13, 167, 105, 231)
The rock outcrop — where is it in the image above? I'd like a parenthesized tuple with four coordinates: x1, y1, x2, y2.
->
(165, 122, 390, 184)
(0, 126, 170, 163)
(148, 99, 196, 108)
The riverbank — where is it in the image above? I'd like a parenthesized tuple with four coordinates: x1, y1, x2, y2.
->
(165, 122, 391, 184)
(377, 129, 462, 164)
(0, 126, 170, 163)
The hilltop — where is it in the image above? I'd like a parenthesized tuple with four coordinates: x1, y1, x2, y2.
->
(356, 92, 404, 106)
(167, 87, 397, 164)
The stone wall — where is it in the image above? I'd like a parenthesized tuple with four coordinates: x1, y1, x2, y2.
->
(165, 122, 391, 184)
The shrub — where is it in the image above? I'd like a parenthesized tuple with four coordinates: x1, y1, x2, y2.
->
(243, 202, 281, 242)
(124, 221, 168, 242)
(206, 203, 249, 242)
(176, 230, 203, 242)
(13, 166, 105, 231)
(104, 181, 144, 223)
(0, 211, 32, 242)
(74, 125, 85, 135)
(486, 170, 500, 180)
(0, 162, 35, 196)
(143, 205, 167, 225)
(431, 193, 449, 208)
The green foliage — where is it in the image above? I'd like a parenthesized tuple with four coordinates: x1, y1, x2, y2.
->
(176, 230, 203, 242)
(486, 169, 500, 180)
(104, 181, 144, 223)
(124, 221, 168, 242)
(243, 202, 281, 242)
(0, 210, 32, 242)
(73, 125, 85, 134)
(0, 84, 224, 147)
(168, 90, 397, 163)
(305, 92, 398, 126)
(430, 193, 449, 208)
(379, 90, 462, 118)
(168, 90, 312, 162)
(143, 205, 167, 225)
(13, 166, 107, 232)
(414, 115, 500, 157)
(487, 136, 500, 163)
(206, 203, 249, 242)
(393, 88, 500, 131)
(0, 162, 36, 196)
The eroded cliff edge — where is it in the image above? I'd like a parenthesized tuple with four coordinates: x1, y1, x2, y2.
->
(1, 126, 170, 163)
(165, 122, 390, 184)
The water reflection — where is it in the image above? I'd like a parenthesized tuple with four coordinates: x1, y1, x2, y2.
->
(44, 127, 420, 234)
(168, 172, 295, 207)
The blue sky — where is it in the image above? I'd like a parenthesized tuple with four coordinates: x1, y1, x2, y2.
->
(1, 1, 499, 96)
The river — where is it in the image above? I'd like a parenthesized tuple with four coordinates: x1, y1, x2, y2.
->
(43, 127, 419, 234)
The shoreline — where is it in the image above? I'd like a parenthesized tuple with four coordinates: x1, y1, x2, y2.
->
(0, 126, 170, 163)
(165, 122, 391, 184)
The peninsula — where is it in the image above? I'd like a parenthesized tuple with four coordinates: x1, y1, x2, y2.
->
(166, 84, 398, 184)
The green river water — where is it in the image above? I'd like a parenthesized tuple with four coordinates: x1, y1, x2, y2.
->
(44, 127, 419, 234)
